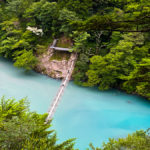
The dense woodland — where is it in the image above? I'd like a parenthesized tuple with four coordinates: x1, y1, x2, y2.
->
(0, 0, 150, 99)
(0, 0, 150, 149)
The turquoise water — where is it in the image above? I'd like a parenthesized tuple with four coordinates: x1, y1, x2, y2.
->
(0, 57, 150, 149)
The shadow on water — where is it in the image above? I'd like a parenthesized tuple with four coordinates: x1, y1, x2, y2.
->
(70, 82, 150, 106)
(0, 57, 39, 78)
(18, 70, 38, 77)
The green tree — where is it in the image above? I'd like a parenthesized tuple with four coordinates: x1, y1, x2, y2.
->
(13, 50, 37, 70)
(86, 32, 148, 90)
(58, 0, 93, 17)
(6, 0, 33, 18)
(25, 1, 58, 34)
(73, 54, 89, 85)
(58, 8, 79, 34)
(39, 2, 58, 34)
(72, 31, 90, 52)
(0, 97, 76, 150)
(88, 130, 150, 150)
(71, 0, 150, 32)
(122, 58, 150, 100)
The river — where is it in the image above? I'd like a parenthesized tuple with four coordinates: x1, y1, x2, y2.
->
(0, 57, 150, 149)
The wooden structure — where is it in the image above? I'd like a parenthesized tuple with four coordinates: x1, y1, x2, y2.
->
(45, 44, 77, 122)
(50, 39, 71, 51)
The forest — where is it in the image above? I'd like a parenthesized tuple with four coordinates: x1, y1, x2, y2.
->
(0, 0, 150, 149)
(0, 0, 150, 99)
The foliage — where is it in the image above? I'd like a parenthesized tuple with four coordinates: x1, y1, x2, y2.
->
(71, 31, 90, 52)
(56, 37, 72, 48)
(0, 97, 76, 150)
(0, 1, 150, 148)
(122, 58, 150, 100)
(58, 8, 79, 34)
(73, 53, 89, 85)
(57, 0, 93, 17)
(71, 0, 150, 32)
(6, 0, 33, 18)
(88, 130, 150, 150)
(13, 50, 37, 70)
(0, 0, 150, 99)
(86, 32, 149, 93)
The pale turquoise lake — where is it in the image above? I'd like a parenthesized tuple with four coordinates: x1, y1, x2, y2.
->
(0, 57, 150, 149)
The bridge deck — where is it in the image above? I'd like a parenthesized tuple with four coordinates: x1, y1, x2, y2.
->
(45, 53, 77, 122)
(50, 39, 71, 51)
(50, 46, 71, 51)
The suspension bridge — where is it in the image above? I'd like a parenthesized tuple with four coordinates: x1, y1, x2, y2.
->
(45, 53, 77, 123)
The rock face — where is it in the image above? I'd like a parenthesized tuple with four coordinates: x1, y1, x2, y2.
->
(35, 47, 73, 79)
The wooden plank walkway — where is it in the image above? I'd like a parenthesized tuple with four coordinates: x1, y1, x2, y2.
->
(45, 53, 77, 122)
(50, 46, 71, 51)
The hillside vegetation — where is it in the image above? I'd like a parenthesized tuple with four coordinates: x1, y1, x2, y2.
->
(0, 0, 149, 99)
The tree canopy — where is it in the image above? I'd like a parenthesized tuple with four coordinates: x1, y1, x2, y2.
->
(0, 0, 150, 98)
(0, 97, 76, 150)
(89, 130, 150, 150)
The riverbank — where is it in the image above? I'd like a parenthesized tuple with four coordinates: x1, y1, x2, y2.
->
(35, 41, 74, 79)
(34, 45, 149, 101)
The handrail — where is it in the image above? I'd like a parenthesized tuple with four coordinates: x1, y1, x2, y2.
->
(45, 53, 77, 122)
